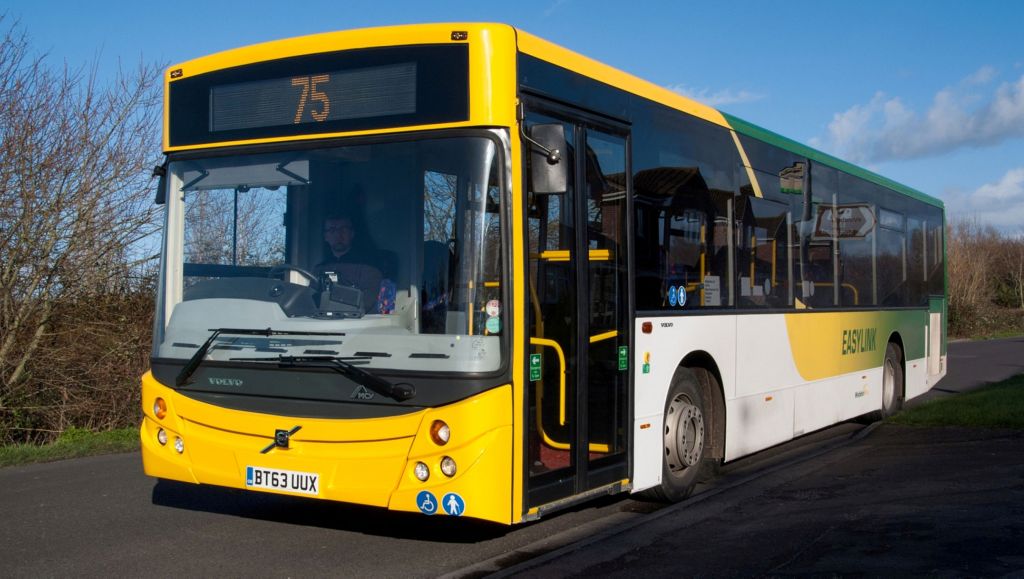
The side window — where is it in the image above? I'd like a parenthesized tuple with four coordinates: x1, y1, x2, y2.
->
(525, 114, 577, 332)
(802, 163, 838, 307)
(736, 167, 795, 309)
(907, 215, 926, 305)
(633, 110, 738, 310)
(925, 205, 945, 296)
(876, 203, 908, 306)
(836, 172, 875, 307)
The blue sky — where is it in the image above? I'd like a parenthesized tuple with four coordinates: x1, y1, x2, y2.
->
(8, 0, 1024, 231)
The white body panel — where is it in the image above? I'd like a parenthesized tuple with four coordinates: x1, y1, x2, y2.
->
(629, 312, 942, 495)
(631, 315, 737, 492)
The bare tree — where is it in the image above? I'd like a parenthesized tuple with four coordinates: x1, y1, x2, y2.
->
(998, 235, 1024, 310)
(0, 18, 162, 442)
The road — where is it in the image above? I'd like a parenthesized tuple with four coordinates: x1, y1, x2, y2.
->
(1, 338, 1021, 577)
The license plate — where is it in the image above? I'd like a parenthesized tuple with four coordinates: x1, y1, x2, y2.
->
(245, 466, 319, 496)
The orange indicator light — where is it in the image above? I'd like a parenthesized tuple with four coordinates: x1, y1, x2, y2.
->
(153, 398, 167, 419)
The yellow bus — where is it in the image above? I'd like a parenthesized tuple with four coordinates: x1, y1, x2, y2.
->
(142, 23, 947, 524)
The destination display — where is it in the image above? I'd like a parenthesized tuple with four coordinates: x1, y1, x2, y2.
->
(210, 63, 417, 132)
(168, 44, 468, 147)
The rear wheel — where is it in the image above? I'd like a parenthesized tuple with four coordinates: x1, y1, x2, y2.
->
(863, 342, 904, 422)
(880, 342, 904, 417)
(645, 367, 709, 502)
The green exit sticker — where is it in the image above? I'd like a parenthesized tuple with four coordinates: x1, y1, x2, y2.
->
(618, 346, 628, 371)
(530, 353, 542, 381)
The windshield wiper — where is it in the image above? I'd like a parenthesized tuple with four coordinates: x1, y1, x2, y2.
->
(175, 328, 345, 387)
(229, 355, 416, 402)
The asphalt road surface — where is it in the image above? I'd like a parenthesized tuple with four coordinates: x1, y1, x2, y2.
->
(1, 338, 1021, 577)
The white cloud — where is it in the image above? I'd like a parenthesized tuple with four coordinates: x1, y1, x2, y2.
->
(667, 84, 765, 108)
(964, 65, 997, 85)
(946, 167, 1024, 233)
(544, 0, 569, 17)
(816, 67, 1024, 163)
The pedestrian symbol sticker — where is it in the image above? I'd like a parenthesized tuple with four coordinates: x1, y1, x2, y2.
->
(485, 299, 501, 317)
(416, 490, 438, 515)
(678, 286, 687, 307)
(442, 492, 466, 516)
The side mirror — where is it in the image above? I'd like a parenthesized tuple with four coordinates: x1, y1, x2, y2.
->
(153, 163, 168, 205)
(528, 124, 568, 194)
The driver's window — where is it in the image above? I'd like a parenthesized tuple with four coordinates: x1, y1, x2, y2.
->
(183, 187, 287, 287)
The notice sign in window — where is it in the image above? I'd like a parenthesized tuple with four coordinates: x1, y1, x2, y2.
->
(211, 63, 417, 132)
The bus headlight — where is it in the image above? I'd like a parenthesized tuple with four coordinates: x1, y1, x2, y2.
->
(157, 428, 168, 446)
(174, 437, 185, 454)
(440, 456, 457, 477)
(414, 461, 430, 481)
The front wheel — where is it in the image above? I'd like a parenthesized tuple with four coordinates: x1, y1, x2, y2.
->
(644, 367, 709, 502)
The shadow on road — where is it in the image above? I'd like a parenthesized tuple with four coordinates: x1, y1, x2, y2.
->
(151, 480, 512, 542)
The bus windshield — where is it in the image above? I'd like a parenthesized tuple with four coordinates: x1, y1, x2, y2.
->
(153, 134, 505, 374)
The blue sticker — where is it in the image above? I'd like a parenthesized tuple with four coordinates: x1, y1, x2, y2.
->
(246, 466, 254, 486)
(678, 286, 687, 307)
(486, 316, 501, 334)
(668, 286, 678, 307)
(416, 490, 438, 515)
(441, 492, 466, 516)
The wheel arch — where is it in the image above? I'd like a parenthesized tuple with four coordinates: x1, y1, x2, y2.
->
(678, 350, 726, 461)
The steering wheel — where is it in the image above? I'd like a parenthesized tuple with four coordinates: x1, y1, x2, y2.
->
(268, 264, 320, 290)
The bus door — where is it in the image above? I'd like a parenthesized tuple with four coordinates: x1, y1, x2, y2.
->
(523, 103, 631, 510)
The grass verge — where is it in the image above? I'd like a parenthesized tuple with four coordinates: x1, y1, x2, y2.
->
(891, 374, 1024, 428)
(0, 427, 139, 468)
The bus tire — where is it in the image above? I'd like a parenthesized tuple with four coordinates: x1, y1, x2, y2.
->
(863, 342, 904, 422)
(645, 367, 709, 503)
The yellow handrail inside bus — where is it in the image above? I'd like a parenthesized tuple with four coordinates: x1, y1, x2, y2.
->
(533, 249, 613, 262)
(750, 233, 756, 281)
(771, 238, 777, 287)
(699, 222, 706, 306)
(530, 338, 566, 426)
(811, 282, 859, 305)
(529, 336, 613, 454)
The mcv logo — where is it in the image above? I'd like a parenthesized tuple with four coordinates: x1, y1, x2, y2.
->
(350, 386, 375, 400)
(208, 377, 244, 387)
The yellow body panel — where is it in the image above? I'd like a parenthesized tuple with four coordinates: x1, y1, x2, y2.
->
(515, 30, 729, 128)
(784, 310, 921, 381)
(140, 372, 515, 523)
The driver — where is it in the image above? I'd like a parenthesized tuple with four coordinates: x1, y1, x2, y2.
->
(321, 215, 365, 265)
(315, 215, 390, 313)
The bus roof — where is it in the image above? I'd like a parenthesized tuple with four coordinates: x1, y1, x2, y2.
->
(512, 27, 944, 210)
(166, 22, 942, 210)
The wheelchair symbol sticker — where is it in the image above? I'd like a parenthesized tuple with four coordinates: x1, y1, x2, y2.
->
(441, 492, 466, 516)
(417, 490, 438, 515)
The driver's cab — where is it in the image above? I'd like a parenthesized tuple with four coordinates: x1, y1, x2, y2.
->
(154, 134, 506, 374)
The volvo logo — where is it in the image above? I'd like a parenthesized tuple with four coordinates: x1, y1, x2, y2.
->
(208, 377, 244, 387)
(261, 425, 302, 454)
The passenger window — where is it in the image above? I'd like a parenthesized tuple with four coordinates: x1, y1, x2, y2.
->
(737, 169, 794, 308)
(632, 111, 738, 310)
(801, 163, 838, 307)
